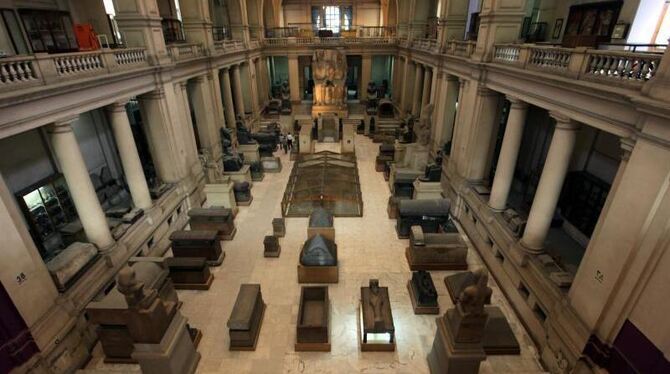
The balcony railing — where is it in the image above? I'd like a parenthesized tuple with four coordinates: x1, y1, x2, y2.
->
(492, 44, 662, 87)
(212, 26, 231, 41)
(167, 42, 203, 61)
(0, 48, 149, 90)
(262, 36, 397, 48)
(412, 38, 438, 52)
(443, 40, 476, 57)
(213, 39, 244, 54)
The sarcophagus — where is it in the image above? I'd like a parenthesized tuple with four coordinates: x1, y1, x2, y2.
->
(169, 230, 224, 266)
(188, 207, 236, 240)
(359, 279, 395, 351)
(406, 225, 468, 270)
(396, 198, 451, 238)
(165, 257, 213, 290)
(295, 286, 330, 351)
(263, 235, 281, 257)
(307, 207, 335, 241)
(227, 284, 266, 350)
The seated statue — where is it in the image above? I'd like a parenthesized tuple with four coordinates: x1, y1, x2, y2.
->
(280, 80, 292, 114)
(420, 151, 443, 182)
(366, 81, 378, 114)
(236, 115, 256, 145)
(220, 127, 244, 172)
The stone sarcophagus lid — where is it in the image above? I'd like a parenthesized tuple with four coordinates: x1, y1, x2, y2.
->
(387, 196, 408, 219)
(165, 257, 213, 290)
(359, 279, 395, 351)
(406, 225, 468, 271)
(307, 207, 335, 241)
(298, 234, 338, 283)
(188, 207, 236, 241)
(263, 235, 281, 257)
(407, 270, 439, 315)
(396, 198, 451, 239)
(227, 284, 266, 351)
(169, 230, 224, 266)
(295, 286, 330, 351)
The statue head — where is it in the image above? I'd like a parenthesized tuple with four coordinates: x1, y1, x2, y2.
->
(369, 279, 380, 294)
(117, 265, 157, 309)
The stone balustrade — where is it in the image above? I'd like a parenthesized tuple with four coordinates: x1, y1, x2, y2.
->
(262, 36, 397, 48)
(0, 48, 149, 90)
(444, 40, 476, 57)
(168, 42, 204, 61)
(493, 43, 662, 87)
(412, 38, 438, 52)
(213, 39, 245, 54)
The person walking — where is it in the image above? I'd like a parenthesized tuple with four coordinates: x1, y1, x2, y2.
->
(287, 133, 294, 151)
(279, 133, 288, 154)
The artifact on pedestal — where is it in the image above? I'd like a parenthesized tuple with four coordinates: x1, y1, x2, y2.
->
(359, 279, 395, 351)
(311, 49, 348, 118)
(263, 235, 281, 257)
(203, 183, 238, 216)
(427, 268, 490, 374)
(295, 286, 331, 351)
(444, 271, 520, 355)
(272, 217, 286, 237)
(227, 284, 266, 351)
(307, 207, 335, 241)
(165, 257, 214, 290)
(366, 81, 378, 115)
(376, 143, 395, 172)
(406, 225, 468, 270)
(233, 181, 252, 205)
(407, 270, 439, 314)
(118, 266, 200, 374)
(396, 198, 451, 238)
(281, 80, 292, 114)
(388, 104, 433, 193)
(298, 234, 338, 283)
(169, 230, 224, 266)
(188, 207, 236, 241)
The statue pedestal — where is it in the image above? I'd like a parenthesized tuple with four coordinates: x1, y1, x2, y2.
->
(204, 183, 238, 216)
(341, 120, 356, 153)
(299, 125, 314, 154)
(427, 316, 486, 374)
(222, 165, 252, 186)
(280, 114, 293, 134)
(413, 180, 443, 200)
(132, 312, 200, 374)
(238, 144, 260, 163)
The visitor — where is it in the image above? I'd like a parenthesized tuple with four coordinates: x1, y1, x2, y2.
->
(287, 133, 294, 151)
(279, 133, 288, 154)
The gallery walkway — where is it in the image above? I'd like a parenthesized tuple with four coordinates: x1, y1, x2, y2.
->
(86, 135, 547, 373)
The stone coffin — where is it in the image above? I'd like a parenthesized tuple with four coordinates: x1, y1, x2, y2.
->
(307, 207, 335, 241)
(227, 284, 266, 350)
(387, 196, 408, 219)
(165, 257, 213, 290)
(413, 179, 443, 200)
(298, 234, 338, 284)
(260, 156, 282, 173)
(203, 183, 238, 217)
(396, 198, 451, 239)
(406, 226, 468, 270)
(263, 235, 281, 257)
(407, 270, 439, 315)
(359, 281, 395, 351)
(169, 230, 224, 266)
(188, 207, 236, 241)
(295, 286, 330, 351)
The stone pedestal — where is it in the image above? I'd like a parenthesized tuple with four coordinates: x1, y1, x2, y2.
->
(132, 312, 200, 374)
(222, 165, 252, 186)
(299, 124, 314, 154)
(427, 316, 486, 374)
(413, 180, 443, 200)
(238, 143, 260, 163)
(203, 183, 238, 216)
(260, 156, 282, 173)
(341, 120, 356, 153)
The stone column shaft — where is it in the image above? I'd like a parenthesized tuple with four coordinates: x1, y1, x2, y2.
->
(421, 67, 432, 110)
(107, 102, 153, 209)
(49, 120, 114, 248)
(361, 54, 372, 98)
(231, 64, 246, 116)
(412, 63, 424, 116)
(176, 82, 200, 171)
(488, 98, 528, 211)
(221, 68, 236, 129)
(521, 114, 580, 251)
(288, 55, 300, 102)
(191, 76, 221, 160)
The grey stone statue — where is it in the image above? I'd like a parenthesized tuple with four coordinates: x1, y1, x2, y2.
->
(416, 103, 434, 146)
(368, 279, 385, 330)
(117, 265, 157, 310)
(457, 268, 492, 317)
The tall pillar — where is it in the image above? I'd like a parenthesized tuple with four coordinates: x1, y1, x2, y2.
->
(431, 74, 459, 153)
(400, 58, 413, 112)
(231, 64, 246, 116)
(48, 119, 114, 249)
(191, 76, 221, 161)
(175, 81, 200, 170)
(180, 0, 214, 52)
(488, 97, 528, 211)
(439, 0, 469, 41)
(246, 59, 260, 115)
(520, 113, 579, 252)
(412, 63, 424, 116)
(208, 70, 226, 130)
(361, 54, 372, 97)
(463, 86, 500, 181)
(220, 68, 236, 129)
(113, 0, 169, 64)
(421, 67, 432, 111)
(106, 101, 153, 210)
(288, 55, 300, 102)
(392, 57, 403, 103)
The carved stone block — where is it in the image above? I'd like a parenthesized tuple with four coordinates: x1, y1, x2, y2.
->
(169, 230, 224, 266)
(263, 235, 281, 257)
(359, 279, 395, 351)
(227, 284, 266, 350)
(406, 226, 468, 271)
(188, 207, 236, 241)
(165, 257, 213, 290)
(272, 217, 286, 237)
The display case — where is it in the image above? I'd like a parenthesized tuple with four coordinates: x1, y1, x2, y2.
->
(18, 9, 78, 53)
(16, 174, 78, 260)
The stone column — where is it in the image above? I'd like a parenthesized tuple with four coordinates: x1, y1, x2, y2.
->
(472, 0, 526, 62)
(176, 81, 200, 168)
(439, 0, 469, 41)
(208, 70, 226, 130)
(412, 63, 424, 116)
(288, 55, 300, 102)
(488, 97, 528, 211)
(361, 54, 372, 98)
(48, 119, 114, 249)
(392, 57, 402, 103)
(231, 64, 246, 116)
(421, 67, 432, 110)
(463, 86, 500, 181)
(113, 0, 169, 64)
(520, 113, 579, 252)
(180, 0, 214, 52)
(400, 58, 413, 112)
(246, 59, 260, 115)
(220, 68, 237, 129)
(191, 75, 221, 161)
(106, 101, 153, 210)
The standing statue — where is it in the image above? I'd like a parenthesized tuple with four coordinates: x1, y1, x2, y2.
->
(368, 279, 386, 331)
(416, 103, 434, 146)
(312, 49, 347, 111)
(457, 268, 492, 317)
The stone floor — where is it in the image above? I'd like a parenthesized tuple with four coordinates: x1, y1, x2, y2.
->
(85, 135, 547, 373)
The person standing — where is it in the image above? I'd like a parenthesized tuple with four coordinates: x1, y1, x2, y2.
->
(279, 133, 288, 154)
(287, 133, 294, 151)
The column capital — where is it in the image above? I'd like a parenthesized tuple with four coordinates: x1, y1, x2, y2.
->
(141, 88, 166, 100)
(506, 96, 528, 110)
(107, 100, 130, 113)
(178, 80, 189, 89)
(50, 116, 79, 131)
(193, 75, 206, 84)
(620, 137, 636, 161)
(549, 111, 580, 130)
(476, 85, 496, 96)
(446, 74, 459, 82)
(221, 66, 230, 73)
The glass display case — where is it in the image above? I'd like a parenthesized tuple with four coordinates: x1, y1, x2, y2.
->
(18, 9, 78, 53)
(17, 174, 79, 261)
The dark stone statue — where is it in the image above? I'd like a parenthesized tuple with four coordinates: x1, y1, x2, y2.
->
(236, 115, 256, 145)
(220, 127, 244, 171)
(420, 151, 443, 182)
(300, 234, 337, 266)
(411, 270, 438, 306)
